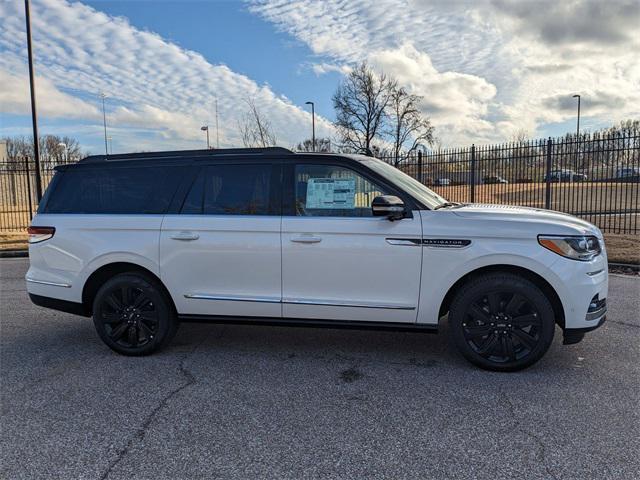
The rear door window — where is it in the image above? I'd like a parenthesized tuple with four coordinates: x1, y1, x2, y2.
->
(180, 164, 274, 215)
(45, 166, 184, 214)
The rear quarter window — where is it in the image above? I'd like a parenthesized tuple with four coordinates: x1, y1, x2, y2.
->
(44, 166, 185, 214)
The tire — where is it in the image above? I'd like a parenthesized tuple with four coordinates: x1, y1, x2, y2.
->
(448, 273, 555, 372)
(92, 273, 178, 356)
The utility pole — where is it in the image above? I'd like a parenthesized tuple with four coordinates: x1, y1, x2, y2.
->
(25, 0, 42, 201)
(305, 101, 315, 152)
(100, 92, 108, 155)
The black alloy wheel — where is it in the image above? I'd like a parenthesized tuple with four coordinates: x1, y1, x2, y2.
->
(462, 291, 542, 363)
(449, 273, 555, 371)
(93, 273, 177, 356)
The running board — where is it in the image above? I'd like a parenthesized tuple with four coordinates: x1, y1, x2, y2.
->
(178, 314, 439, 333)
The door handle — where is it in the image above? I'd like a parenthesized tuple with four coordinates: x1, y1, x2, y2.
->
(170, 231, 199, 241)
(290, 235, 322, 244)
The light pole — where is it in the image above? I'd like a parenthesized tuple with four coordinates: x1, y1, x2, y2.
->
(572, 94, 581, 174)
(100, 92, 108, 155)
(25, 0, 42, 201)
(107, 136, 113, 154)
(215, 97, 220, 149)
(573, 94, 581, 138)
(305, 101, 315, 152)
(201, 126, 210, 149)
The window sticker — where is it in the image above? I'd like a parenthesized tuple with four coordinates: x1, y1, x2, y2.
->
(306, 178, 356, 209)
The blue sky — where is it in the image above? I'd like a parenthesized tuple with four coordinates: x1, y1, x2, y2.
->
(1, 0, 638, 155)
(81, 0, 342, 120)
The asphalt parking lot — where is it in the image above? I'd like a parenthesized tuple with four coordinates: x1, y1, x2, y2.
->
(1, 258, 639, 480)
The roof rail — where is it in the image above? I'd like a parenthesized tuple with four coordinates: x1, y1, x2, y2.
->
(79, 147, 294, 163)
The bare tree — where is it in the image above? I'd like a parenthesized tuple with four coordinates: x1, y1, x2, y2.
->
(238, 98, 277, 148)
(386, 86, 434, 165)
(4, 135, 84, 163)
(332, 62, 395, 155)
(510, 129, 531, 144)
(296, 137, 332, 152)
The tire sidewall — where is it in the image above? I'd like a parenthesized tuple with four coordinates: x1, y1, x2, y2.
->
(449, 274, 556, 372)
(92, 273, 174, 356)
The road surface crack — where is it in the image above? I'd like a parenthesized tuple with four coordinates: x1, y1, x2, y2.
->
(98, 337, 208, 480)
(501, 391, 560, 480)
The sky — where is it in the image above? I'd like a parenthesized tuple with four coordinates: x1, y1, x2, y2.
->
(0, 0, 638, 155)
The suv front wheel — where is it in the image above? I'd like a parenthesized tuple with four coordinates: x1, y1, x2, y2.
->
(92, 273, 178, 356)
(448, 273, 556, 371)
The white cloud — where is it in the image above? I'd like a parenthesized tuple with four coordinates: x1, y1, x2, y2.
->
(0, 69, 100, 120)
(250, 0, 639, 145)
(0, 0, 334, 151)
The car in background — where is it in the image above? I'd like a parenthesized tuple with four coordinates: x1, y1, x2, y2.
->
(434, 178, 451, 186)
(615, 167, 640, 179)
(483, 175, 508, 184)
(545, 169, 587, 182)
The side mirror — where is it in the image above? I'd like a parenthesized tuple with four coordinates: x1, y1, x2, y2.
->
(372, 195, 406, 220)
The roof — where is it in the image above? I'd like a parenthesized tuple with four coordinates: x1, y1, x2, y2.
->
(78, 147, 295, 164)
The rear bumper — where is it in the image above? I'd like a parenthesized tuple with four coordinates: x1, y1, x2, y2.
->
(563, 315, 606, 345)
(29, 293, 89, 317)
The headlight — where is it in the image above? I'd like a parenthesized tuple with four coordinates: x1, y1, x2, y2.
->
(538, 235, 601, 261)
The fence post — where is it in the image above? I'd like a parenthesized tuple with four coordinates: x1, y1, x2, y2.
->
(25, 156, 34, 220)
(544, 138, 552, 210)
(417, 150, 423, 184)
(470, 144, 476, 203)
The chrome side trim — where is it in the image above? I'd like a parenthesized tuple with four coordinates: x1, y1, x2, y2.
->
(283, 297, 416, 310)
(184, 293, 281, 303)
(386, 238, 421, 246)
(184, 294, 416, 310)
(26, 278, 72, 288)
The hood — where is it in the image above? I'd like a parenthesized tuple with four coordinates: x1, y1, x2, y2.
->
(451, 203, 601, 237)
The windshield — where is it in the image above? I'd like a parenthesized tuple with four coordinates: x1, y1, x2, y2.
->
(360, 157, 448, 209)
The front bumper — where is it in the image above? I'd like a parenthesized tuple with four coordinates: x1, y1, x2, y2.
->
(547, 250, 608, 331)
(563, 315, 606, 345)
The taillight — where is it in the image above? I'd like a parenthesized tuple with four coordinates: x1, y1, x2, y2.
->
(27, 226, 55, 244)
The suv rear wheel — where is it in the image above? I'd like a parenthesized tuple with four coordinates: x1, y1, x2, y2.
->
(448, 273, 555, 371)
(92, 273, 178, 356)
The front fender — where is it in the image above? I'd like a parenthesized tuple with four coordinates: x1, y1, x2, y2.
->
(417, 242, 565, 325)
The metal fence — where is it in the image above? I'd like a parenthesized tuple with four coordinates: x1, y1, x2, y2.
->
(0, 156, 68, 232)
(379, 131, 639, 234)
(1, 131, 639, 234)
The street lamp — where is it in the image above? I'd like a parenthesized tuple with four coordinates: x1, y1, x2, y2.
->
(100, 92, 108, 155)
(305, 101, 315, 152)
(572, 94, 581, 138)
(572, 94, 582, 174)
(201, 125, 210, 149)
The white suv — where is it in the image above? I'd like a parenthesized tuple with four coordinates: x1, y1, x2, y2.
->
(26, 147, 608, 371)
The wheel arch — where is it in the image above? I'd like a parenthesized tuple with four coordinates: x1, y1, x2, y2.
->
(438, 264, 565, 328)
(82, 262, 177, 316)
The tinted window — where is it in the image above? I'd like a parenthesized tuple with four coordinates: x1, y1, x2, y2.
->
(180, 164, 272, 215)
(180, 175, 204, 214)
(45, 166, 183, 214)
(295, 164, 388, 217)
